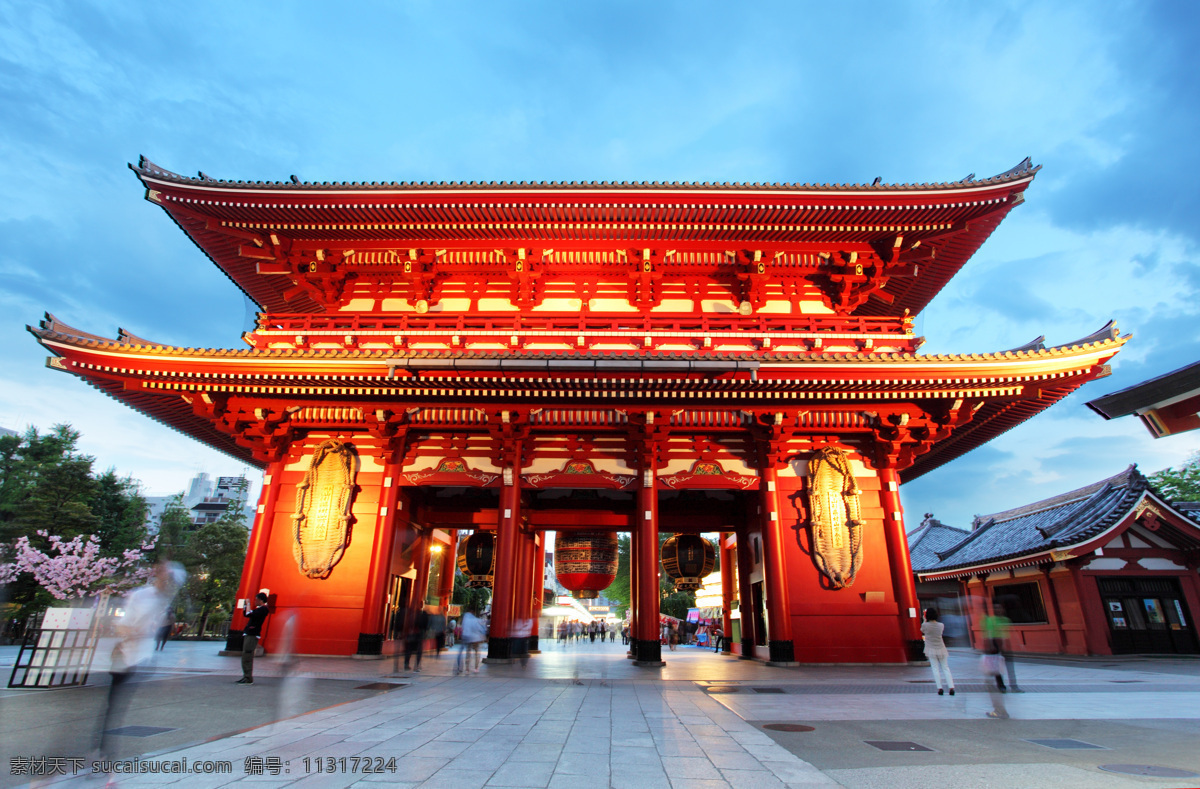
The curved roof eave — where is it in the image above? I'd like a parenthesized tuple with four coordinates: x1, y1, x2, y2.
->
(131, 156, 1040, 198)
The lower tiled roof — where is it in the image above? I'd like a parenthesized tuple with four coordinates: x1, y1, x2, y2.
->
(907, 516, 970, 570)
(913, 466, 1149, 574)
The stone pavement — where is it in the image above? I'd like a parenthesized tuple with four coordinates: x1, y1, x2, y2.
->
(2, 639, 1198, 788)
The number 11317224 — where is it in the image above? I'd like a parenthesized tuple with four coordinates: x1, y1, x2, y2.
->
(302, 756, 397, 774)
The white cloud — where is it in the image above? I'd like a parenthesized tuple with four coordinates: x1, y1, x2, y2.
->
(0, 366, 258, 499)
(923, 210, 1199, 357)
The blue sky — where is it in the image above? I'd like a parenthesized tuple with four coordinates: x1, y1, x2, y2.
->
(0, 0, 1196, 527)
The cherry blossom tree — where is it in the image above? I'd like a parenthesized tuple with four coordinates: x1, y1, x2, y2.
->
(0, 530, 155, 600)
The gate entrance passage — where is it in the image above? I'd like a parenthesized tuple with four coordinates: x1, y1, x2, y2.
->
(33, 158, 1127, 663)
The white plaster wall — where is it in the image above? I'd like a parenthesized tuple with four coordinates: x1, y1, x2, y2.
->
(429, 298, 471, 312)
(532, 298, 584, 312)
(588, 298, 638, 312)
(797, 301, 835, 314)
(651, 299, 695, 312)
(1134, 558, 1187, 571)
(1082, 557, 1128, 570)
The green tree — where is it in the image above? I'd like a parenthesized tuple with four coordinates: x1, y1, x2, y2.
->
(0, 431, 25, 527)
(451, 569, 491, 615)
(179, 508, 248, 637)
(660, 589, 695, 620)
(1, 425, 99, 545)
(89, 470, 149, 556)
(0, 426, 150, 619)
(154, 495, 193, 562)
(1149, 452, 1200, 502)
(604, 535, 632, 617)
(602, 533, 717, 619)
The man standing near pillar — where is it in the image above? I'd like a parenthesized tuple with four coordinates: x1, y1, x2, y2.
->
(237, 592, 270, 685)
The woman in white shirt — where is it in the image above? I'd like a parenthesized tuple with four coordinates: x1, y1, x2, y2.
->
(921, 608, 955, 696)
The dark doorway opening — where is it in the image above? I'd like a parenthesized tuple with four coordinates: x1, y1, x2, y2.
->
(1098, 576, 1197, 654)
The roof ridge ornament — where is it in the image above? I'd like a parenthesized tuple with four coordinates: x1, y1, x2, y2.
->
(1007, 336, 1046, 353)
(1063, 320, 1120, 347)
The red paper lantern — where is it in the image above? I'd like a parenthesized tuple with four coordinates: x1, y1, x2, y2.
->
(456, 531, 495, 588)
(660, 534, 715, 591)
(555, 531, 618, 599)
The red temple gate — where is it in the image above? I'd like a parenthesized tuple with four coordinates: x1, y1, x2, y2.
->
(30, 157, 1126, 664)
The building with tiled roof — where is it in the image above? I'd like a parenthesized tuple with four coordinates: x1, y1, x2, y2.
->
(914, 467, 1200, 656)
(1087, 358, 1200, 438)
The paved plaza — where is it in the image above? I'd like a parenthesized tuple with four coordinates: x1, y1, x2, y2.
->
(2, 640, 1199, 788)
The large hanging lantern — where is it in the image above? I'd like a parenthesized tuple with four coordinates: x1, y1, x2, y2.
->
(456, 531, 496, 588)
(660, 534, 715, 591)
(555, 531, 618, 599)
(807, 447, 864, 589)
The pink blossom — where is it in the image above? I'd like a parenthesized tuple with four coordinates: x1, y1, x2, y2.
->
(2, 532, 158, 600)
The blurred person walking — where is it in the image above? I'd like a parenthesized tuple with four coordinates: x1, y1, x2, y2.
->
(404, 605, 430, 672)
(981, 642, 1009, 718)
(921, 608, 955, 696)
(430, 608, 447, 657)
(982, 603, 1020, 692)
(456, 608, 487, 674)
(512, 617, 532, 666)
(154, 608, 174, 651)
(99, 561, 185, 756)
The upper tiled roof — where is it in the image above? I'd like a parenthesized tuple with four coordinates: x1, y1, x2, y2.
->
(129, 157, 1040, 318)
(915, 466, 1149, 574)
(132, 157, 1040, 194)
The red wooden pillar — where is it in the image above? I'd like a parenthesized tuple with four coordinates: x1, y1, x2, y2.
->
(976, 575, 993, 648)
(879, 467, 923, 654)
(395, 530, 428, 646)
(533, 534, 547, 611)
(356, 461, 401, 655)
(719, 532, 734, 653)
(1070, 562, 1110, 655)
(1180, 557, 1200, 650)
(487, 455, 522, 661)
(230, 459, 285, 637)
(735, 529, 757, 659)
(437, 529, 459, 610)
(530, 533, 546, 652)
(514, 528, 534, 629)
(759, 465, 796, 664)
(627, 532, 639, 658)
(633, 466, 663, 665)
(410, 532, 432, 612)
(1040, 564, 1066, 653)
(959, 578, 980, 650)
